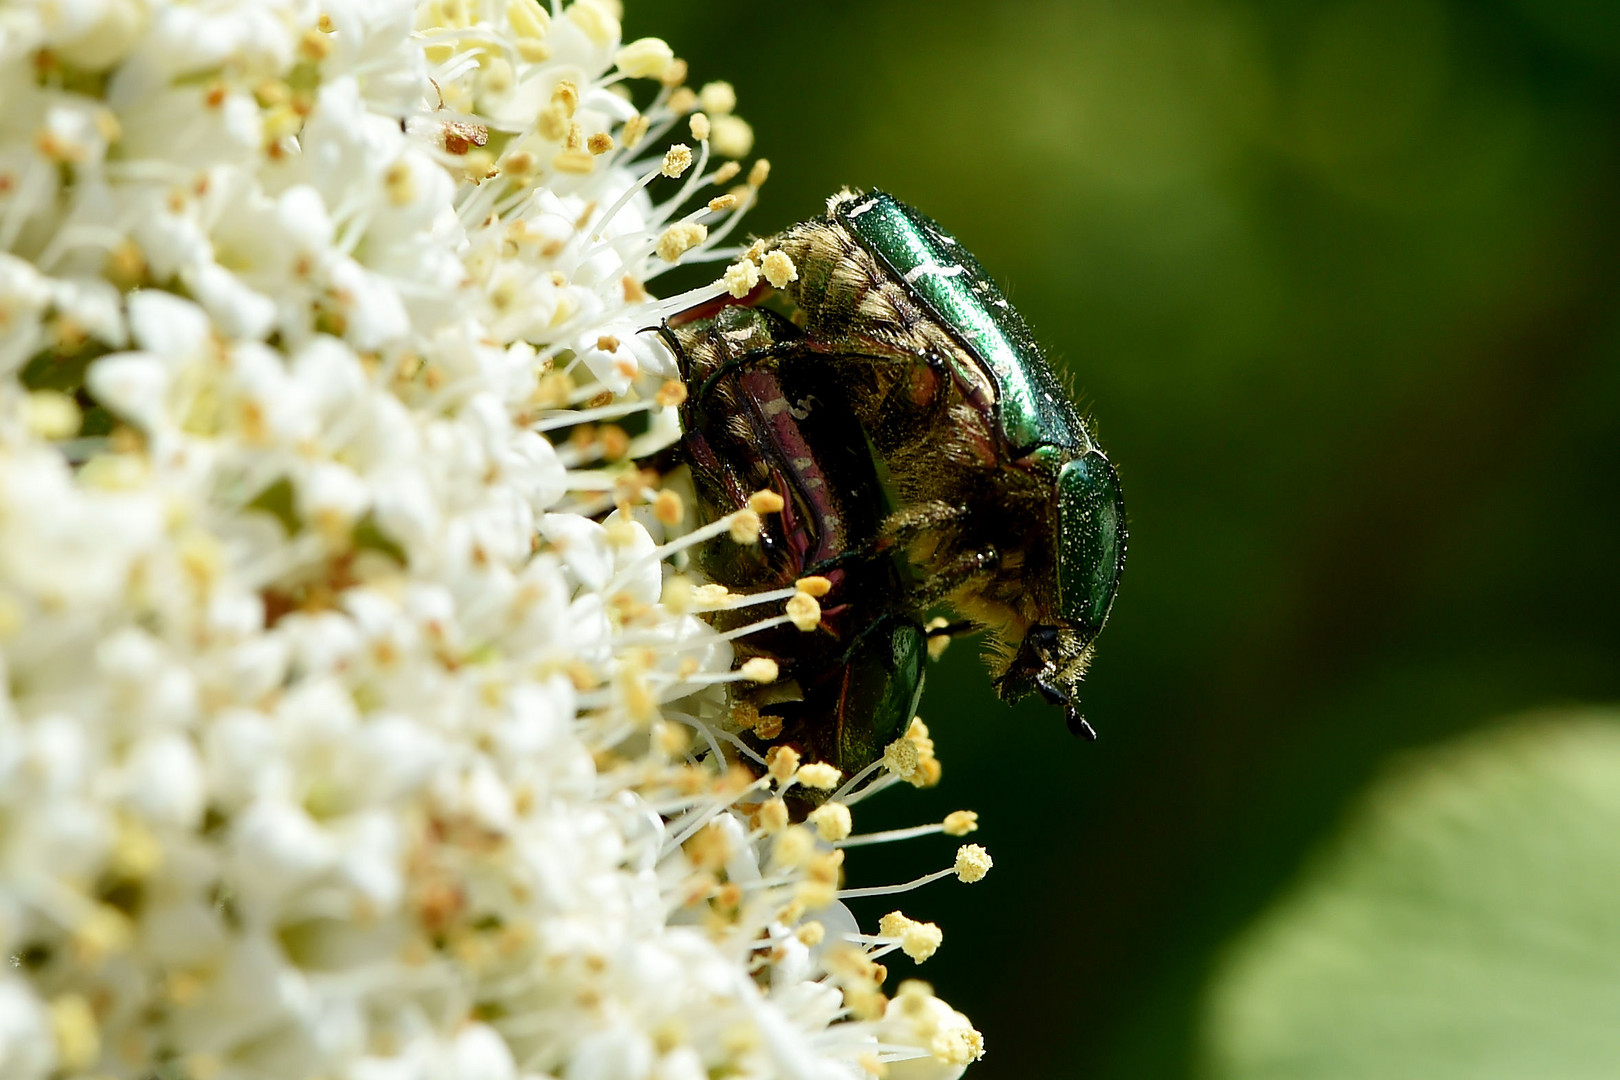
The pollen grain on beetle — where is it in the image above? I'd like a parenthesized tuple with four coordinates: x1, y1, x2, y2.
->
(0, 5, 987, 1077)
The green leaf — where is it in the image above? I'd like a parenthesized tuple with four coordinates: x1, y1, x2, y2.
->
(1201, 710, 1620, 1080)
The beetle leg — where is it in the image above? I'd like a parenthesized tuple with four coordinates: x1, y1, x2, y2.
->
(907, 546, 999, 608)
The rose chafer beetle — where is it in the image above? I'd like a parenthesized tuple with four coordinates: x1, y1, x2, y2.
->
(662, 188, 1125, 765)
(764, 190, 1127, 738)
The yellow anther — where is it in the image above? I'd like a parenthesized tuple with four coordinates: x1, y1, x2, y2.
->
(807, 801, 852, 841)
(747, 489, 784, 514)
(953, 844, 993, 883)
(786, 592, 821, 631)
(767, 745, 802, 784)
(662, 143, 694, 178)
(655, 380, 687, 407)
(654, 490, 684, 526)
(942, 810, 978, 836)
(762, 249, 798, 288)
(552, 149, 595, 174)
(710, 115, 754, 158)
(795, 575, 832, 597)
(657, 221, 708, 262)
(689, 112, 711, 141)
(796, 762, 842, 790)
(723, 258, 760, 298)
(615, 37, 674, 79)
(757, 798, 790, 834)
(708, 193, 739, 212)
(699, 80, 738, 116)
(740, 656, 778, 684)
(729, 509, 762, 544)
(587, 131, 613, 155)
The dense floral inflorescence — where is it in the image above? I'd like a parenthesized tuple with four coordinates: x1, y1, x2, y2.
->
(0, 2, 988, 1078)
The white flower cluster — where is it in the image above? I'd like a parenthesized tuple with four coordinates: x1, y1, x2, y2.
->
(0, 2, 988, 1079)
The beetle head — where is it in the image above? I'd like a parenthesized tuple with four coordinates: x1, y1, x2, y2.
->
(998, 623, 1097, 739)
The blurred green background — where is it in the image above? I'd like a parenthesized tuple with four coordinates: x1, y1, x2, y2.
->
(628, 1, 1620, 1076)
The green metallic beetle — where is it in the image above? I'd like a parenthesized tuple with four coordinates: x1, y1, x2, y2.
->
(759, 190, 1128, 738)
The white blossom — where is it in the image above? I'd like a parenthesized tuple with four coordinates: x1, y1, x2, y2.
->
(0, 2, 987, 1079)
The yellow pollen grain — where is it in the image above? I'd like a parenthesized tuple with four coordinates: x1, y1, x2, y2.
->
(552, 149, 595, 174)
(901, 920, 943, 962)
(795, 575, 832, 597)
(615, 36, 674, 79)
(661, 57, 690, 89)
(566, 120, 583, 151)
(662, 143, 694, 178)
(667, 86, 697, 114)
(623, 275, 651, 303)
(657, 220, 707, 262)
(915, 757, 943, 787)
(729, 509, 762, 544)
(786, 592, 821, 631)
(710, 114, 754, 158)
(883, 736, 919, 779)
(879, 911, 913, 938)
(712, 160, 741, 184)
(692, 583, 731, 606)
(596, 334, 620, 352)
(552, 79, 580, 117)
(936, 1027, 986, 1066)
(744, 238, 767, 262)
(317, 12, 335, 32)
(507, 0, 550, 41)
(654, 490, 684, 526)
(689, 111, 711, 141)
(384, 160, 416, 205)
(942, 810, 979, 836)
(567, 0, 619, 44)
(598, 424, 630, 460)
(807, 801, 851, 841)
(762, 249, 798, 288)
(767, 745, 801, 784)
(501, 150, 537, 179)
(740, 656, 778, 684)
(795, 920, 825, 947)
(621, 113, 650, 149)
(538, 104, 568, 141)
(587, 131, 613, 155)
(748, 158, 772, 187)
(299, 25, 332, 60)
(747, 489, 784, 514)
(954, 844, 993, 883)
(758, 798, 790, 834)
(699, 80, 737, 116)
(796, 761, 842, 790)
(708, 193, 739, 212)
(723, 258, 761, 298)
(656, 379, 687, 407)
